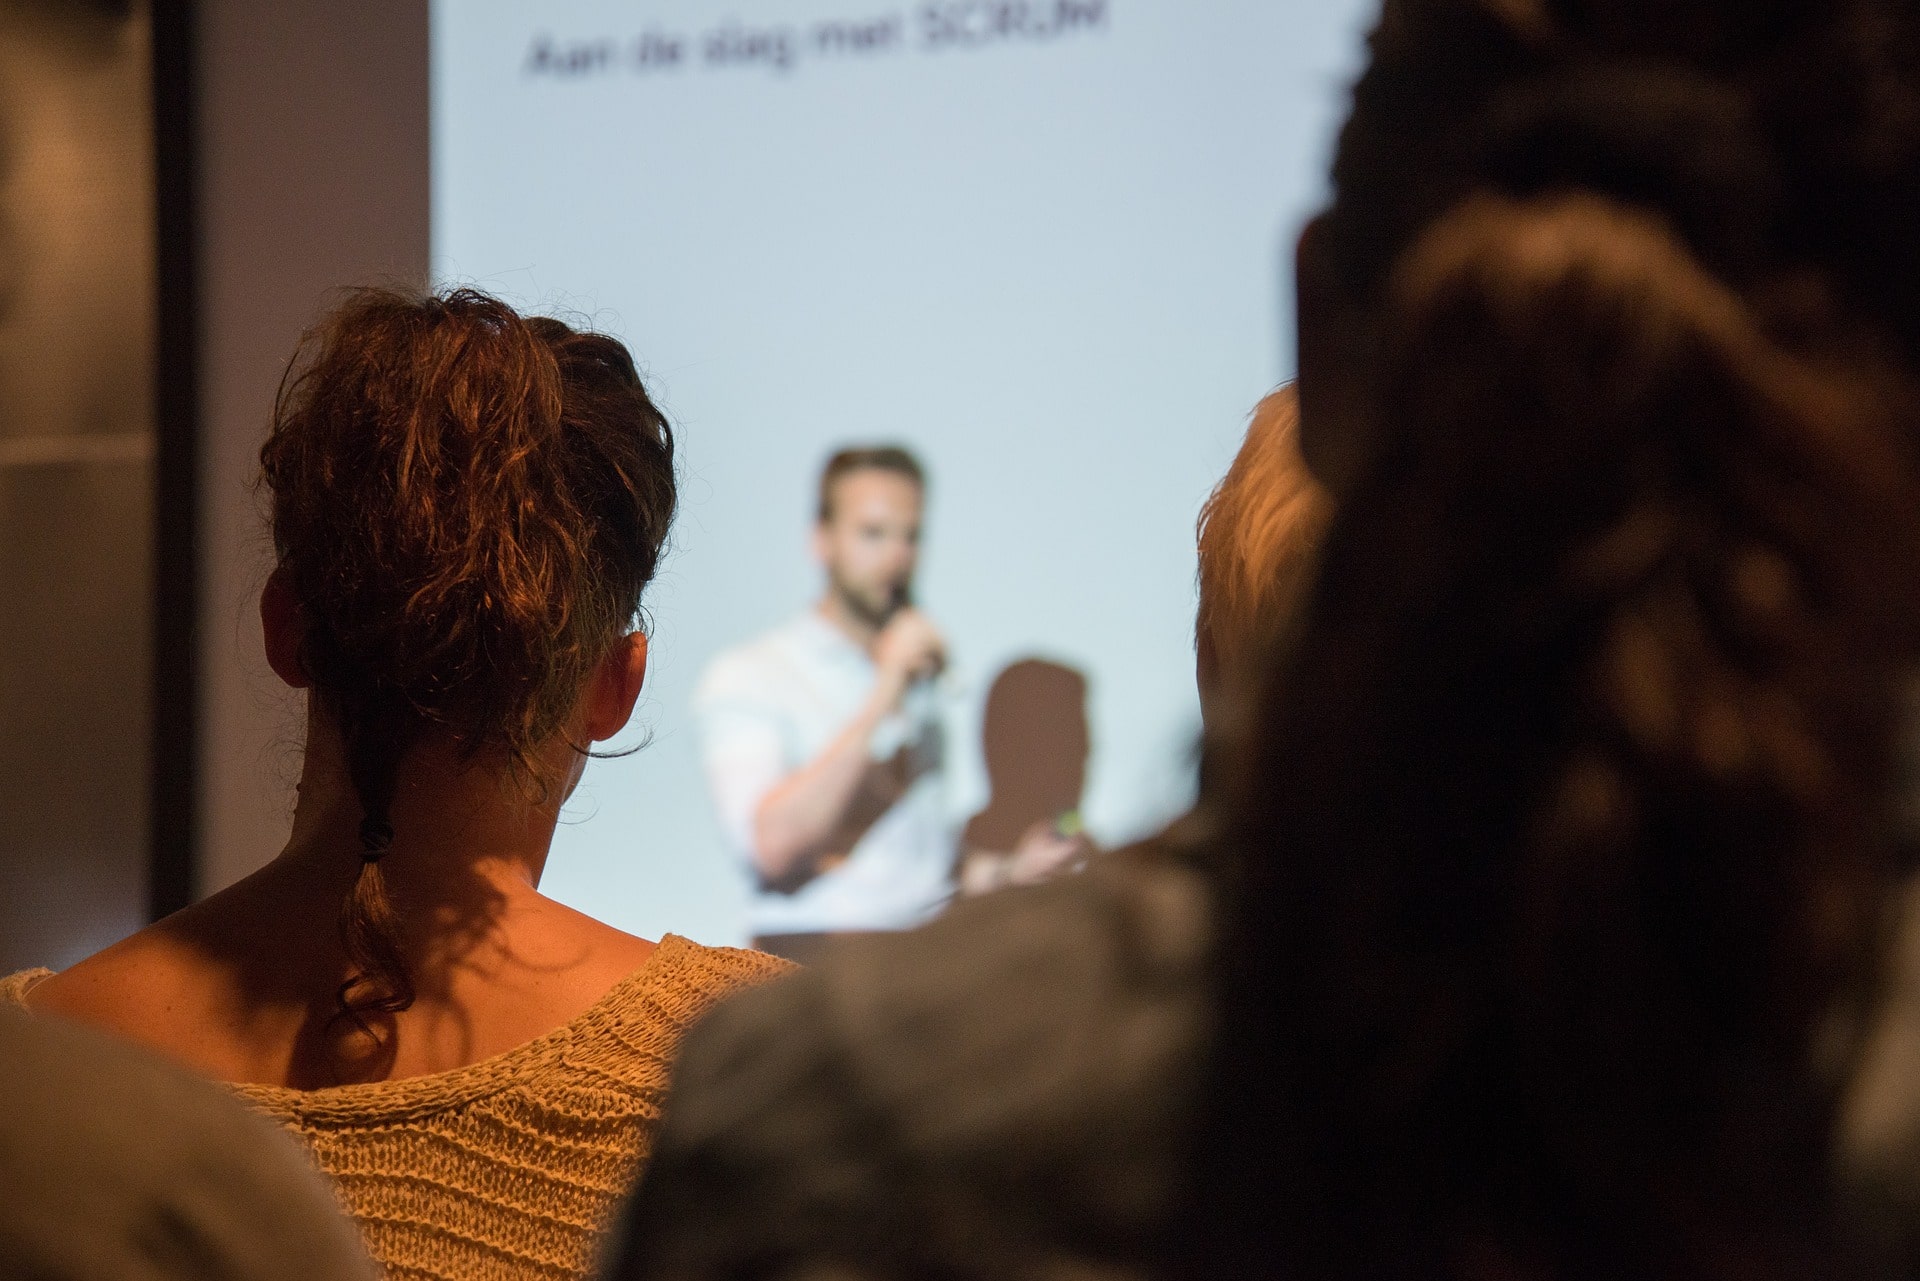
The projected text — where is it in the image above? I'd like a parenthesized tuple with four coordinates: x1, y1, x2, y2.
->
(524, 1, 1110, 79)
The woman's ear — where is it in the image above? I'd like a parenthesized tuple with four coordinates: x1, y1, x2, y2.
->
(581, 632, 649, 744)
(260, 566, 310, 690)
(1296, 212, 1383, 500)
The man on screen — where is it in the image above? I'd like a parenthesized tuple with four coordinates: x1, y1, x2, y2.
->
(693, 446, 1083, 962)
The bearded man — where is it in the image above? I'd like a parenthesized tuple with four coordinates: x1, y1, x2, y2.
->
(694, 446, 1079, 961)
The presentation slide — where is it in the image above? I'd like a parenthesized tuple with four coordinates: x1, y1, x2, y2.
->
(431, 0, 1372, 945)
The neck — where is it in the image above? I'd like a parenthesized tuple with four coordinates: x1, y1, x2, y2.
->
(273, 708, 565, 949)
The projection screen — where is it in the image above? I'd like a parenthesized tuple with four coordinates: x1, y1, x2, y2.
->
(432, 0, 1373, 943)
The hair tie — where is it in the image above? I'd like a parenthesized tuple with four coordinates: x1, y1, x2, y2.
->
(359, 817, 395, 863)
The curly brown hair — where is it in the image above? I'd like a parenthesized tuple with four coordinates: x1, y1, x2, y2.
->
(260, 287, 675, 1038)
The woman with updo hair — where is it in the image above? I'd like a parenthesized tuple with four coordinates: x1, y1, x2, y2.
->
(604, 1, 1920, 1279)
(3, 288, 788, 1281)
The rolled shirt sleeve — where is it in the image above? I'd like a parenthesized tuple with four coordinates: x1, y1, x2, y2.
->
(691, 656, 791, 866)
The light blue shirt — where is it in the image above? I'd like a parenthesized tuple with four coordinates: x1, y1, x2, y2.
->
(693, 612, 959, 935)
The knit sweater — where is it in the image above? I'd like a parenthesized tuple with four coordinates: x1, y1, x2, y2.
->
(3, 935, 792, 1281)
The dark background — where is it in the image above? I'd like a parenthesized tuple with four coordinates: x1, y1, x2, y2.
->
(0, 0, 428, 972)
(0, 0, 158, 970)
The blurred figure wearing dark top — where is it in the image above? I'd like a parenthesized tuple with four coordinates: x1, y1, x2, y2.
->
(0, 1005, 374, 1280)
(606, 1, 1920, 1276)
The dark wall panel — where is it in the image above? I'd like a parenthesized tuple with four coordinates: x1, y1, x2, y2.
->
(0, 1, 156, 970)
(195, 0, 429, 895)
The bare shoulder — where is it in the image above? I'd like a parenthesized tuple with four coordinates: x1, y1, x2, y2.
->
(27, 914, 215, 1036)
(524, 892, 659, 989)
(23, 873, 315, 1082)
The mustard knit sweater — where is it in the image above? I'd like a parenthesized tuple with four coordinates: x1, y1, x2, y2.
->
(3, 935, 791, 1281)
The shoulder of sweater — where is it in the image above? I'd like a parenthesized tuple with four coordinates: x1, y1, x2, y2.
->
(230, 941, 796, 1125)
(533, 938, 798, 1090)
(657, 936, 799, 991)
(647, 936, 798, 1017)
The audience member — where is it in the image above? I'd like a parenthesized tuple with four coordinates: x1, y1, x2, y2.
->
(607, 1, 1920, 1277)
(599, 392, 1327, 1281)
(1190, 0, 1920, 1272)
(0, 1004, 375, 1280)
(3, 288, 789, 1281)
(1193, 384, 1329, 727)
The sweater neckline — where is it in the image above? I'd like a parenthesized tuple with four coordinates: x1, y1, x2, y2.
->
(229, 932, 699, 1123)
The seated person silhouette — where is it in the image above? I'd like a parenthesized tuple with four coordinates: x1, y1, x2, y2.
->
(0, 1004, 374, 1279)
(958, 658, 1094, 896)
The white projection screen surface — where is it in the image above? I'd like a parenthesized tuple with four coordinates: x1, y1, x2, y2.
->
(431, 1, 1374, 945)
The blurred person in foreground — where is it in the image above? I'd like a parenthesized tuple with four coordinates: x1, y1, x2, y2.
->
(602, 397, 1328, 1279)
(0, 1004, 375, 1280)
(693, 446, 1085, 963)
(3, 289, 789, 1281)
(607, 0, 1920, 1276)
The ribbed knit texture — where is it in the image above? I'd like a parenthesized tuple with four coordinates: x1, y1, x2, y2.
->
(3, 935, 792, 1281)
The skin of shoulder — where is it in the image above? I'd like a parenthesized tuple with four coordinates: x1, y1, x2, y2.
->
(28, 870, 661, 1085)
(26, 877, 323, 1081)
(507, 892, 660, 1010)
(28, 909, 243, 1063)
(28, 928, 180, 1020)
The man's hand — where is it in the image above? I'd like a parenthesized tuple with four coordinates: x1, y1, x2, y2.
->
(1006, 820, 1092, 885)
(959, 821, 1094, 895)
(748, 607, 945, 887)
(872, 607, 946, 698)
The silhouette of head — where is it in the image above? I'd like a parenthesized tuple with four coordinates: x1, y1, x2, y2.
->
(965, 659, 1090, 853)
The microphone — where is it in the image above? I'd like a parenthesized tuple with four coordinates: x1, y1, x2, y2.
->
(887, 582, 944, 678)
(886, 581, 913, 619)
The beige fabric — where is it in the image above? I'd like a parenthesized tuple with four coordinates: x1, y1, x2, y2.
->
(6, 935, 792, 1281)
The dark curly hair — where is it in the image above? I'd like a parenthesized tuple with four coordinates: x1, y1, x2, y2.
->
(1180, 1, 1920, 1276)
(260, 287, 675, 1046)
